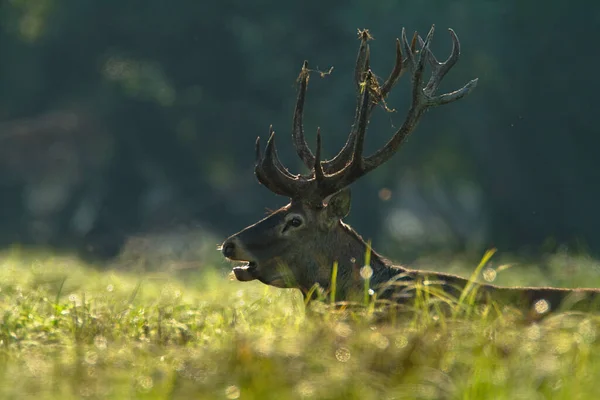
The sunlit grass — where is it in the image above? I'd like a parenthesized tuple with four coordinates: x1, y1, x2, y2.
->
(0, 248, 600, 399)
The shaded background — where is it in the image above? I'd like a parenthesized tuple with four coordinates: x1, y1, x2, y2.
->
(0, 0, 598, 264)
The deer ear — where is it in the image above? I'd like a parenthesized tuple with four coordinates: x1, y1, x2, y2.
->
(326, 188, 351, 219)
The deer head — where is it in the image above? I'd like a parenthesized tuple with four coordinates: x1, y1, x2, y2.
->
(221, 26, 478, 298)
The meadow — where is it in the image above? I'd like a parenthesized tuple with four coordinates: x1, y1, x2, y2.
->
(1, 245, 600, 399)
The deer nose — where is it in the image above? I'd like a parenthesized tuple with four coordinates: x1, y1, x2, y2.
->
(221, 240, 236, 258)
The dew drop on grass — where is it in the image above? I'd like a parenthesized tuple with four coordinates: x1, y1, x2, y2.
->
(335, 347, 351, 363)
(482, 267, 497, 282)
(137, 375, 154, 392)
(296, 381, 315, 398)
(526, 324, 541, 341)
(334, 322, 352, 338)
(360, 265, 373, 280)
(225, 385, 240, 399)
(578, 319, 597, 344)
(552, 333, 573, 355)
(395, 336, 409, 349)
(371, 332, 390, 350)
(533, 299, 550, 315)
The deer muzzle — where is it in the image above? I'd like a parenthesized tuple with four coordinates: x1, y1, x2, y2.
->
(232, 262, 258, 281)
(221, 237, 258, 282)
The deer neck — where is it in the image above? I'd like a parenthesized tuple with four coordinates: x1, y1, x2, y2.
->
(330, 222, 408, 298)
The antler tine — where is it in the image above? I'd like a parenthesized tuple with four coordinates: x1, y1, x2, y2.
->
(315, 70, 372, 196)
(362, 36, 408, 139)
(255, 136, 262, 165)
(401, 28, 418, 71)
(412, 25, 434, 101)
(418, 28, 478, 106)
(362, 25, 477, 173)
(261, 126, 297, 179)
(418, 28, 462, 96)
(354, 29, 371, 89)
(255, 131, 306, 197)
(349, 70, 372, 171)
(379, 38, 405, 99)
(426, 78, 478, 106)
(364, 35, 410, 120)
(417, 34, 439, 69)
(314, 128, 325, 182)
(255, 136, 290, 196)
(291, 61, 316, 170)
(319, 29, 372, 175)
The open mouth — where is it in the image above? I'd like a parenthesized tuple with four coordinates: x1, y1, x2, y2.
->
(232, 261, 258, 282)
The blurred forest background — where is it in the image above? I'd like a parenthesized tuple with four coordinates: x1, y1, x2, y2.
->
(0, 0, 598, 264)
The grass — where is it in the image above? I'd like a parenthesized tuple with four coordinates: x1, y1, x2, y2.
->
(1, 247, 600, 399)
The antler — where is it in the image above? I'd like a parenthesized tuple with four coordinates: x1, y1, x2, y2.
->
(254, 25, 478, 206)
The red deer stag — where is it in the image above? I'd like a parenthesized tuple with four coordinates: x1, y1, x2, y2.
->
(221, 26, 600, 315)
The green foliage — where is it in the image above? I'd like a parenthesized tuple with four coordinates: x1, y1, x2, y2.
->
(1, 250, 600, 398)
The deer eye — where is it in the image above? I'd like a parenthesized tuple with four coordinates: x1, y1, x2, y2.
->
(288, 216, 303, 227)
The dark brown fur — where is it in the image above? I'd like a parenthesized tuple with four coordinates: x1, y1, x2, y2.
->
(222, 191, 600, 315)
